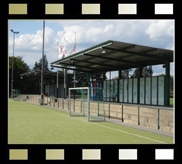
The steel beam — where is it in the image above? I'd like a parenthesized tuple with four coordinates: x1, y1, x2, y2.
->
(103, 47, 166, 61)
(83, 53, 139, 66)
(51, 65, 97, 73)
(57, 61, 103, 71)
(71, 58, 120, 69)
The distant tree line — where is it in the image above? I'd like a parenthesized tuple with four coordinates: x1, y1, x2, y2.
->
(9, 55, 51, 96)
(33, 54, 50, 71)
(9, 55, 174, 96)
(9, 56, 32, 95)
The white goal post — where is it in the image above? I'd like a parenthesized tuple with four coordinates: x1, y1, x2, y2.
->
(68, 87, 105, 122)
(69, 87, 90, 122)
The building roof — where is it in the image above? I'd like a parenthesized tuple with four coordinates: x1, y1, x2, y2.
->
(51, 40, 173, 73)
(20, 70, 64, 77)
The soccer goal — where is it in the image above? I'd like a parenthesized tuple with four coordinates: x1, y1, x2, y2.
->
(12, 89, 21, 101)
(68, 87, 105, 122)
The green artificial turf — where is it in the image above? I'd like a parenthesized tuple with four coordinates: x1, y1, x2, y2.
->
(8, 99, 173, 144)
(170, 98, 174, 106)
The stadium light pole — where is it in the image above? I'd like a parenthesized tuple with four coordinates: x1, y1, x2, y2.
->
(10, 29, 19, 98)
(57, 42, 59, 98)
(40, 20, 45, 105)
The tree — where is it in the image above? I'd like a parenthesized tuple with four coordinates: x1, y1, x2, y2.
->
(121, 69, 132, 79)
(71, 72, 105, 87)
(131, 66, 153, 78)
(33, 54, 49, 71)
(9, 56, 31, 95)
(71, 72, 88, 87)
(170, 75, 173, 92)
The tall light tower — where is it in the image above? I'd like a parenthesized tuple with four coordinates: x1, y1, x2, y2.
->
(10, 29, 19, 98)
(40, 20, 45, 105)
(57, 42, 59, 98)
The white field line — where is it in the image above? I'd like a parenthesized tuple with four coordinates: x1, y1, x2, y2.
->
(20, 102, 167, 144)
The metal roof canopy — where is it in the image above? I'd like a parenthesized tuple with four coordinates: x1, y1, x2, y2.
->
(20, 70, 65, 77)
(51, 40, 173, 73)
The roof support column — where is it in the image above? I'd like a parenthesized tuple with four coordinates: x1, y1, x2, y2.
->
(64, 69, 67, 99)
(74, 71, 76, 88)
(117, 69, 121, 102)
(139, 66, 142, 77)
(87, 73, 91, 87)
(57, 71, 59, 98)
(103, 71, 106, 81)
(165, 61, 170, 106)
(102, 71, 106, 102)
(118, 69, 122, 79)
(137, 66, 142, 104)
(90, 73, 93, 81)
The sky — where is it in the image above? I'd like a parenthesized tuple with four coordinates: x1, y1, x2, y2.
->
(8, 20, 174, 78)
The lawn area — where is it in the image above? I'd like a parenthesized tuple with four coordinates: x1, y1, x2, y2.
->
(8, 99, 173, 144)
(170, 98, 174, 106)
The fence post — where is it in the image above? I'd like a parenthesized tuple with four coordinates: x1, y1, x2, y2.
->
(73, 98, 75, 112)
(103, 102, 105, 121)
(83, 99, 84, 116)
(98, 102, 99, 116)
(63, 98, 64, 109)
(121, 105, 124, 122)
(157, 108, 160, 129)
(58, 98, 59, 108)
(109, 103, 110, 119)
(138, 106, 140, 125)
(69, 90, 71, 115)
(53, 97, 55, 107)
(81, 100, 82, 113)
(68, 99, 69, 110)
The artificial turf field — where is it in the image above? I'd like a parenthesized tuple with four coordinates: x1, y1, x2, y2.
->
(8, 99, 173, 144)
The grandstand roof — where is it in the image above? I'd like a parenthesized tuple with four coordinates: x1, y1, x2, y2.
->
(20, 70, 64, 77)
(51, 40, 173, 73)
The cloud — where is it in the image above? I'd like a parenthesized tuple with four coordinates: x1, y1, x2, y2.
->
(57, 20, 150, 46)
(9, 20, 174, 70)
(145, 20, 174, 39)
(9, 26, 58, 68)
(10, 27, 55, 52)
(57, 20, 175, 49)
(55, 20, 174, 73)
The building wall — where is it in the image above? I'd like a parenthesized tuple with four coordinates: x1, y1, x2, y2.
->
(45, 84, 64, 98)
(103, 75, 166, 106)
(20, 95, 173, 133)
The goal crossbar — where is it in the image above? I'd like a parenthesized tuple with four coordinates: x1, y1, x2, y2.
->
(68, 87, 105, 122)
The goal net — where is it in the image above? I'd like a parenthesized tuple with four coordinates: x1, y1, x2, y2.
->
(68, 87, 105, 122)
(12, 89, 21, 101)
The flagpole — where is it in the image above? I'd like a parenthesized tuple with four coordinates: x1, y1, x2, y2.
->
(63, 38, 67, 98)
(74, 32, 76, 88)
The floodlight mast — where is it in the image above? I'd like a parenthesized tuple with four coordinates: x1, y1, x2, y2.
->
(57, 42, 59, 98)
(40, 20, 45, 105)
(10, 29, 19, 98)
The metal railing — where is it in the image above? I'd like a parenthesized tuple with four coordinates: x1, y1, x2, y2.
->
(20, 94, 173, 133)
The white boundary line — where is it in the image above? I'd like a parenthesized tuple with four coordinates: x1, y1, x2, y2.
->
(18, 101, 167, 144)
